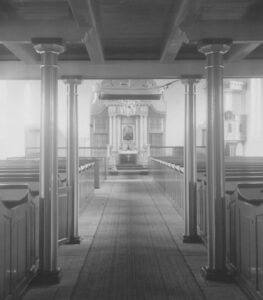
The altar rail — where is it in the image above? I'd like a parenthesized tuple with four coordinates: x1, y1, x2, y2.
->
(0, 160, 97, 300)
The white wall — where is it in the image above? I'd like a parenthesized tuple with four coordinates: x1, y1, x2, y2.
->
(244, 78, 263, 156)
(0, 80, 41, 158)
(2, 78, 263, 158)
(160, 79, 207, 147)
(0, 79, 95, 158)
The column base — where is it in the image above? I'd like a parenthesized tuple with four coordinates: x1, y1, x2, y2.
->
(67, 236, 81, 245)
(32, 268, 61, 285)
(201, 266, 235, 283)
(183, 235, 203, 244)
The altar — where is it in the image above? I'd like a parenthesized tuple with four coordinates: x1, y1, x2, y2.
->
(119, 150, 138, 165)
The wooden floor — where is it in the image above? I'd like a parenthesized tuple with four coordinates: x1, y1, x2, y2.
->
(72, 175, 205, 300)
(23, 175, 249, 300)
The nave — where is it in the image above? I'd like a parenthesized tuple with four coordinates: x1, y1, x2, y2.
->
(23, 175, 247, 300)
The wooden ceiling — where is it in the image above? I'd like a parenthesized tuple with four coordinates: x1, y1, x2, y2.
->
(0, 0, 263, 78)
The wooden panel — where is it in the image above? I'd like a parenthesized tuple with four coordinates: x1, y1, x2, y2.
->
(10, 0, 72, 21)
(58, 186, 69, 242)
(79, 166, 95, 211)
(97, 0, 179, 59)
(228, 199, 237, 267)
(201, 0, 255, 21)
(0, 185, 40, 299)
(11, 205, 28, 292)
(28, 194, 39, 272)
(257, 214, 263, 294)
(0, 203, 11, 300)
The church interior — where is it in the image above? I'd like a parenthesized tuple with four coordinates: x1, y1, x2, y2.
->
(1, 1, 263, 300)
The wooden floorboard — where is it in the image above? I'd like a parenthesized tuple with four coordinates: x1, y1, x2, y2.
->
(22, 175, 249, 300)
(71, 176, 205, 300)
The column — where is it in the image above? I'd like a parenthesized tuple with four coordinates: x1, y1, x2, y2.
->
(63, 76, 82, 244)
(109, 114, 113, 146)
(117, 116, 121, 150)
(143, 114, 148, 145)
(112, 114, 117, 150)
(140, 115, 144, 148)
(32, 38, 65, 283)
(136, 117, 139, 148)
(182, 76, 202, 244)
(198, 39, 232, 280)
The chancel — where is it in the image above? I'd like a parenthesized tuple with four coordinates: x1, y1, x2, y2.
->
(90, 79, 166, 173)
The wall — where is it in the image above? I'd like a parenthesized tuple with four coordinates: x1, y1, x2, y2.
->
(2, 78, 263, 158)
(160, 79, 207, 147)
(244, 78, 263, 156)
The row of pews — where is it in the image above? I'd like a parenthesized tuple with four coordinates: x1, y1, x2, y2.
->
(150, 155, 263, 299)
(0, 157, 107, 300)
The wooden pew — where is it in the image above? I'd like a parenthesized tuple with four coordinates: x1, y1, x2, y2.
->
(234, 183, 263, 299)
(0, 159, 97, 299)
(0, 184, 39, 300)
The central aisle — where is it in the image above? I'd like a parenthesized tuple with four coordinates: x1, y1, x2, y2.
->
(72, 175, 205, 300)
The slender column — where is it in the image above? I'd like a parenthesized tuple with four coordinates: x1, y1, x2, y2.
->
(109, 114, 113, 146)
(118, 116, 121, 150)
(116, 116, 119, 150)
(113, 114, 117, 150)
(182, 76, 202, 244)
(144, 114, 148, 145)
(63, 76, 82, 244)
(136, 117, 139, 148)
(140, 115, 144, 148)
(198, 39, 232, 281)
(32, 38, 65, 283)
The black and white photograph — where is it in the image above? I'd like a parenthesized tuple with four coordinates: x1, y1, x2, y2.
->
(0, 1, 262, 299)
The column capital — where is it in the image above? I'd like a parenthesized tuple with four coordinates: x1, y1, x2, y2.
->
(181, 75, 202, 85)
(108, 106, 116, 117)
(198, 38, 232, 55)
(62, 75, 83, 85)
(32, 38, 65, 54)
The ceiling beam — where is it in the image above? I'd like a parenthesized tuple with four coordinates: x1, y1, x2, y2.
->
(82, 29, 104, 64)
(68, 0, 104, 63)
(3, 43, 38, 64)
(227, 43, 262, 62)
(182, 21, 263, 43)
(1, 60, 263, 79)
(0, 19, 263, 44)
(0, 21, 85, 43)
(161, 0, 189, 63)
(161, 28, 188, 63)
(67, 0, 92, 27)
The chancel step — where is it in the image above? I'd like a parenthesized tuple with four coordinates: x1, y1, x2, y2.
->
(110, 164, 149, 175)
